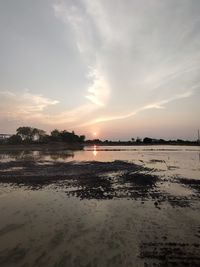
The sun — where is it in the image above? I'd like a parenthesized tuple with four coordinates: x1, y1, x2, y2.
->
(93, 132, 97, 137)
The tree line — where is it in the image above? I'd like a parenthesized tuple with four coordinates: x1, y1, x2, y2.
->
(1, 127, 198, 146)
(2, 127, 85, 145)
(85, 136, 199, 145)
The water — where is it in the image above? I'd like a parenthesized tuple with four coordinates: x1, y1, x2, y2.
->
(1, 145, 200, 179)
(0, 145, 199, 266)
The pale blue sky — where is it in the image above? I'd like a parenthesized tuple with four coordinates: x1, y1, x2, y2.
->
(0, 0, 200, 140)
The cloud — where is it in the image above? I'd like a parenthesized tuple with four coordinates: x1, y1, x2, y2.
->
(80, 90, 195, 126)
(2, 0, 199, 135)
(53, 0, 111, 108)
(0, 89, 103, 128)
(86, 68, 110, 106)
(41, 103, 98, 126)
(2, 85, 194, 129)
(0, 90, 59, 119)
(53, 0, 200, 112)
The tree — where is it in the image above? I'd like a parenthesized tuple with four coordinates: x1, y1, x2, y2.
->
(32, 128, 46, 142)
(16, 126, 46, 143)
(60, 130, 79, 143)
(51, 129, 60, 137)
(16, 127, 33, 142)
(143, 137, 153, 144)
(14, 126, 86, 144)
(136, 137, 142, 143)
(51, 129, 61, 141)
(79, 135, 85, 143)
(7, 134, 22, 144)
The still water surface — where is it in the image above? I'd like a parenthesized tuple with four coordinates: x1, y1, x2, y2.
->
(1, 145, 199, 179)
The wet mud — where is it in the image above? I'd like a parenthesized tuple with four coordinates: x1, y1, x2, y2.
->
(0, 159, 199, 205)
(0, 148, 199, 267)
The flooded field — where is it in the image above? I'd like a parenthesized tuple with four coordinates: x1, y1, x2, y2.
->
(0, 145, 200, 266)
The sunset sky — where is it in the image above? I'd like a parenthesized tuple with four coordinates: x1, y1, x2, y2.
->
(0, 0, 200, 140)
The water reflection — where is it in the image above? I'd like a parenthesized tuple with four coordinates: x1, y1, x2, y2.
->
(92, 145, 98, 157)
(0, 145, 200, 179)
(0, 150, 75, 162)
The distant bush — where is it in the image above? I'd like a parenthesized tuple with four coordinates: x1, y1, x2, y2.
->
(136, 137, 142, 143)
(143, 137, 153, 144)
(0, 139, 6, 145)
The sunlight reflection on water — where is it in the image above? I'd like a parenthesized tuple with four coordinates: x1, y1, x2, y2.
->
(92, 145, 98, 157)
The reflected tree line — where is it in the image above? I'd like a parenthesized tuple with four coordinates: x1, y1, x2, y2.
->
(0, 150, 74, 161)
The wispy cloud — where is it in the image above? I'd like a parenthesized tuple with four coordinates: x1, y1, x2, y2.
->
(80, 90, 195, 126)
(53, 0, 200, 111)
(53, 0, 111, 108)
(0, 90, 101, 127)
(0, 90, 59, 119)
(86, 68, 110, 106)
(1, 0, 199, 136)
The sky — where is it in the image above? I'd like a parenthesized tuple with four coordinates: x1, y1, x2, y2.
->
(0, 0, 200, 140)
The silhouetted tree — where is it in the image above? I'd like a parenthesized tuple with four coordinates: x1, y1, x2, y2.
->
(50, 129, 61, 141)
(32, 128, 46, 142)
(16, 126, 46, 143)
(136, 137, 142, 143)
(60, 130, 77, 142)
(159, 139, 166, 143)
(16, 127, 33, 142)
(79, 135, 85, 143)
(50, 129, 85, 143)
(7, 134, 22, 144)
(177, 139, 184, 143)
(143, 137, 153, 144)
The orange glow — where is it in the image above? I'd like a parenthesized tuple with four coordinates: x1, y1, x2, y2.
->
(93, 132, 97, 137)
(93, 145, 98, 157)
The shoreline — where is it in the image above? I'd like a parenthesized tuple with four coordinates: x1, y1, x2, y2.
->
(0, 142, 84, 152)
(86, 143, 200, 147)
(0, 142, 199, 152)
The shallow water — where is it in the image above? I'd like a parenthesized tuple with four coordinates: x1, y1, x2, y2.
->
(1, 145, 200, 179)
(0, 145, 200, 266)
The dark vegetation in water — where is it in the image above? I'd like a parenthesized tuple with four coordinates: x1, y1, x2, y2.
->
(0, 224, 25, 237)
(0, 156, 199, 266)
(0, 159, 199, 207)
(0, 160, 145, 184)
(140, 242, 200, 267)
(176, 177, 200, 194)
(0, 247, 28, 265)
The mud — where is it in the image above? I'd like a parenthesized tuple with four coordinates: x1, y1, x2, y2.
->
(0, 146, 199, 267)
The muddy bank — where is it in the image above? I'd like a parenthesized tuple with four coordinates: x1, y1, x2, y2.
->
(0, 156, 200, 267)
(0, 160, 144, 182)
(0, 142, 84, 152)
(0, 159, 199, 206)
